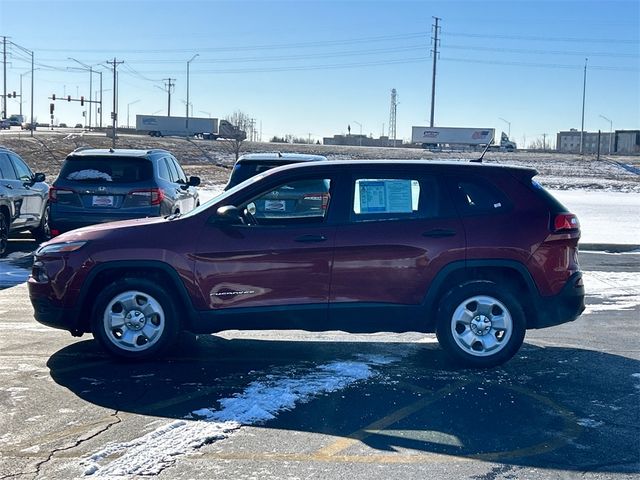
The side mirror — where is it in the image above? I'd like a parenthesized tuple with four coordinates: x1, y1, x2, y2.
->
(210, 205, 244, 226)
(188, 176, 201, 187)
(33, 172, 46, 183)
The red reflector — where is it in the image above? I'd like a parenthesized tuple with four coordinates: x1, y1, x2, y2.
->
(554, 213, 580, 232)
(50, 229, 60, 237)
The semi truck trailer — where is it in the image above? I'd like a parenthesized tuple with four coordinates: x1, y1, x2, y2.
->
(411, 126, 516, 151)
(136, 115, 246, 140)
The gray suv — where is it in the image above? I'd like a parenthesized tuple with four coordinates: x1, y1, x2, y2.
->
(0, 147, 50, 256)
(49, 148, 200, 235)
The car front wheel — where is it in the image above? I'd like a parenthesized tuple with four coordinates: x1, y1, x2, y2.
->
(436, 281, 526, 368)
(91, 278, 180, 360)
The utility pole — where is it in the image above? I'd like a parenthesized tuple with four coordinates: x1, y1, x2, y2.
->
(389, 88, 398, 146)
(186, 54, 198, 131)
(2, 36, 6, 119)
(106, 58, 123, 148)
(580, 58, 588, 156)
(429, 17, 441, 127)
(162, 78, 175, 116)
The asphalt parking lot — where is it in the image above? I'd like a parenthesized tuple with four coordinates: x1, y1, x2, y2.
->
(0, 239, 638, 479)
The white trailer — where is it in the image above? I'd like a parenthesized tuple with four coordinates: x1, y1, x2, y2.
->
(135, 115, 247, 141)
(411, 126, 516, 151)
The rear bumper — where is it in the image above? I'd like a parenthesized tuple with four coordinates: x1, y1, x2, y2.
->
(49, 207, 160, 233)
(531, 272, 585, 329)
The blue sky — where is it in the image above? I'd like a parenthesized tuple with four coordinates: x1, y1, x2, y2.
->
(1, 0, 638, 146)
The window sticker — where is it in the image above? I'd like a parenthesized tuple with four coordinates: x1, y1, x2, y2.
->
(358, 179, 413, 214)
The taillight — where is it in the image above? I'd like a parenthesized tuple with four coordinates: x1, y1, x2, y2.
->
(49, 186, 75, 203)
(553, 213, 580, 232)
(125, 188, 164, 206)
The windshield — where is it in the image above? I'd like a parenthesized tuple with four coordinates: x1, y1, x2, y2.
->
(181, 170, 269, 219)
(59, 156, 153, 183)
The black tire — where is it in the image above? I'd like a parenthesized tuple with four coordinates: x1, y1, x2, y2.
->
(435, 281, 526, 368)
(91, 277, 180, 360)
(0, 210, 8, 257)
(30, 204, 51, 243)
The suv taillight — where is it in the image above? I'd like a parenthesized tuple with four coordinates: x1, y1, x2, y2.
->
(49, 186, 75, 203)
(125, 188, 164, 206)
(302, 193, 330, 210)
(553, 213, 580, 232)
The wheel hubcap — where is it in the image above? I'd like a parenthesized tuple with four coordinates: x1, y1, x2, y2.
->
(102, 290, 165, 352)
(451, 295, 513, 357)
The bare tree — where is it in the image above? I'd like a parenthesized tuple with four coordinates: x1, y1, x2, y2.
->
(220, 110, 251, 161)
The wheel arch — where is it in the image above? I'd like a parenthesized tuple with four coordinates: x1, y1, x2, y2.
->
(424, 260, 540, 331)
(76, 260, 197, 334)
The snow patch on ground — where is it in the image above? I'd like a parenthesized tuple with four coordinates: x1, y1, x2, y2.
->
(82, 354, 396, 477)
(577, 418, 604, 428)
(583, 271, 640, 314)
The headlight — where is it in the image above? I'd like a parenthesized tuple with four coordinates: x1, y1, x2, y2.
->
(36, 241, 88, 255)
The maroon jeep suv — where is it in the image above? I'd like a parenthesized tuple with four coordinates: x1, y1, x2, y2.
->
(28, 160, 584, 367)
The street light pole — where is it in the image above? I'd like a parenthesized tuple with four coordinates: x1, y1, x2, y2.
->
(498, 117, 511, 137)
(599, 114, 613, 155)
(580, 58, 588, 156)
(186, 54, 199, 132)
(353, 120, 362, 146)
(127, 99, 140, 128)
(68, 58, 94, 128)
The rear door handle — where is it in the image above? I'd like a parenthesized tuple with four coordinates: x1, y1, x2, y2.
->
(422, 228, 456, 238)
(295, 234, 327, 243)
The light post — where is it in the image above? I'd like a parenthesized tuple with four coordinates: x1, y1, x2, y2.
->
(498, 117, 511, 138)
(127, 100, 140, 128)
(199, 110, 211, 118)
(599, 114, 613, 154)
(186, 54, 199, 131)
(68, 58, 95, 128)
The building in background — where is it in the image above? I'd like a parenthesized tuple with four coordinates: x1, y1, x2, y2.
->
(557, 129, 640, 154)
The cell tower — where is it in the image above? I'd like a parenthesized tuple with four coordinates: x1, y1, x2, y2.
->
(388, 88, 398, 146)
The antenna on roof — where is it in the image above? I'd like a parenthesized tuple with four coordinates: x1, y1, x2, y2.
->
(471, 136, 493, 163)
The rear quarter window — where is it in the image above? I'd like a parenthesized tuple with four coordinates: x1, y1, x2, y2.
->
(450, 176, 511, 215)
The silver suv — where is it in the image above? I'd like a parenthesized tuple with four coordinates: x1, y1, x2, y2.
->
(0, 147, 50, 256)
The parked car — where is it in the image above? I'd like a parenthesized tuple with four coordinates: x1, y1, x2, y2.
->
(59, 123, 68, 128)
(21, 122, 36, 131)
(74, 124, 83, 129)
(0, 147, 50, 256)
(0, 119, 10, 130)
(224, 152, 326, 190)
(29, 160, 584, 366)
(48, 148, 201, 235)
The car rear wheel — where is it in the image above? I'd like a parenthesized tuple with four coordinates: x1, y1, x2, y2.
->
(0, 211, 8, 257)
(92, 278, 180, 360)
(435, 281, 525, 368)
(30, 204, 51, 243)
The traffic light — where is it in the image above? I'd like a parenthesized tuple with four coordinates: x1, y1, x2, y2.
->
(52, 94, 56, 100)
(80, 96, 84, 106)
(67, 95, 71, 102)
(12, 91, 16, 98)
(49, 103, 54, 114)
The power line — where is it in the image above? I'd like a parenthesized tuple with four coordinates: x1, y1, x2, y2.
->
(445, 31, 638, 44)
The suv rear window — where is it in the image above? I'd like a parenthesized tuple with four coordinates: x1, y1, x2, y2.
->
(227, 161, 293, 189)
(59, 156, 153, 183)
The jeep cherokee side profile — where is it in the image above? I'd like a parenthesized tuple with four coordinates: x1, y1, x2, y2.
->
(28, 160, 584, 367)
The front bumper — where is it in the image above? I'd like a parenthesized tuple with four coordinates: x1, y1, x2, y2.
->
(531, 272, 585, 329)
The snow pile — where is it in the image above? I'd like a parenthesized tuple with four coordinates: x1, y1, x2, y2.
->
(82, 354, 396, 477)
(67, 169, 113, 181)
(583, 271, 640, 314)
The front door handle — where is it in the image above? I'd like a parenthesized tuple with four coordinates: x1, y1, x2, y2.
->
(295, 234, 327, 243)
(422, 228, 456, 238)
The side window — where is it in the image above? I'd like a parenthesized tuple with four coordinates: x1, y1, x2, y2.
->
(454, 178, 509, 215)
(171, 157, 188, 183)
(165, 157, 180, 183)
(351, 176, 441, 222)
(241, 178, 331, 225)
(0, 153, 17, 180)
(9, 154, 33, 182)
(157, 158, 171, 181)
